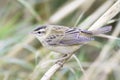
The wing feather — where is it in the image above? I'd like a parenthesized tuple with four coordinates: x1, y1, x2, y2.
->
(45, 26, 94, 46)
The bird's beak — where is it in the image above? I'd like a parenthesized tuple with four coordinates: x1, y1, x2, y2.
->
(29, 31, 36, 35)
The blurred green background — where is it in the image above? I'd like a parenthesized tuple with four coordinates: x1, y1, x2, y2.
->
(0, 0, 120, 80)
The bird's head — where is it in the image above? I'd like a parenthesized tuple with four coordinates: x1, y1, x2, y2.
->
(31, 25, 49, 40)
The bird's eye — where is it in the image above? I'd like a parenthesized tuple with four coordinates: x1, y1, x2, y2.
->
(38, 32, 41, 34)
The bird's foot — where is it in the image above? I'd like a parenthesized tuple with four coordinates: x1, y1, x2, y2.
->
(55, 54, 70, 63)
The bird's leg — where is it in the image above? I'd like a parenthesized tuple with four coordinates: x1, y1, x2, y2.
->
(56, 53, 71, 63)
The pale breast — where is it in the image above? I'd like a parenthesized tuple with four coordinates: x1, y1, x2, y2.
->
(40, 36, 81, 54)
(45, 45, 81, 54)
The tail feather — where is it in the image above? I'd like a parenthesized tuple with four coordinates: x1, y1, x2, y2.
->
(91, 26, 112, 35)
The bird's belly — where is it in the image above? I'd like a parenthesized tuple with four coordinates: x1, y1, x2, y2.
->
(46, 45, 81, 54)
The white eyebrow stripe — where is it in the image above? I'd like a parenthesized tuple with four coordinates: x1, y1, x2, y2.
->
(39, 29, 45, 32)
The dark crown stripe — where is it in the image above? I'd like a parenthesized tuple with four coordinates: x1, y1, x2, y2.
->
(34, 26, 46, 31)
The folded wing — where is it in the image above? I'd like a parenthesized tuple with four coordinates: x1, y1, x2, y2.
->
(46, 28, 94, 46)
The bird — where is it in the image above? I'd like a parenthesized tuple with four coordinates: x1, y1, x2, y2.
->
(31, 24, 112, 60)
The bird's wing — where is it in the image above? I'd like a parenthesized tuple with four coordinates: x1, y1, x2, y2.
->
(58, 28, 94, 45)
(46, 26, 94, 46)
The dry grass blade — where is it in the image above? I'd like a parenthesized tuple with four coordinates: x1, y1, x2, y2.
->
(48, 0, 85, 24)
(80, 19, 120, 80)
(79, 0, 116, 29)
(89, 0, 120, 30)
(6, 35, 39, 58)
(48, 0, 95, 24)
(17, 0, 42, 21)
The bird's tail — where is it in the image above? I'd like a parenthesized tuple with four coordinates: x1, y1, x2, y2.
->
(91, 26, 112, 35)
